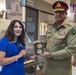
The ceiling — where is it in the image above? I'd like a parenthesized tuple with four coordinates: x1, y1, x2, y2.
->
(43, 0, 76, 4)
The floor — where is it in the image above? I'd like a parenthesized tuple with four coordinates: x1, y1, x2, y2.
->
(26, 66, 76, 75)
(0, 66, 76, 75)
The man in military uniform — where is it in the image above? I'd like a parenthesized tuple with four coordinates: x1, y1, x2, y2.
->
(33, 1, 76, 75)
(39, 1, 76, 75)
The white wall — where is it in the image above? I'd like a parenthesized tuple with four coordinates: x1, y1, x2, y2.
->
(0, 0, 6, 11)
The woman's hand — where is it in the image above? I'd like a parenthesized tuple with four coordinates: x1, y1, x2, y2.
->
(21, 50, 26, 56)
(17, 50, 26, 59)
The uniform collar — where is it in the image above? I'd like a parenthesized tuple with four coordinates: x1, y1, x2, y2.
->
(53, 18, 69, 29)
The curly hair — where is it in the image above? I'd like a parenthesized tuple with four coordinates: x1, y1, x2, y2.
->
(4, 20, 25, 45)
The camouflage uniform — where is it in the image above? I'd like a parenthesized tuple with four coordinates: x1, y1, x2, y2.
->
(43, 19, 76, 75)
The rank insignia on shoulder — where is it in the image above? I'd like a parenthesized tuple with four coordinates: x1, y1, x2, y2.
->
(72, 29, 76, 35)
(49, 22, 55, 26)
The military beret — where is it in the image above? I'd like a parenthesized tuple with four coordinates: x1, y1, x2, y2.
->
(52, 1, 68, 11)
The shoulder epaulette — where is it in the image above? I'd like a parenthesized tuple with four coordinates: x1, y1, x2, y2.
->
(67, 22, 75, 27)
(48, 22, 55, 26)
(48, 24, 52, 26)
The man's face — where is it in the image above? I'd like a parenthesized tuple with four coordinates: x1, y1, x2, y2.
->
(54, 11, 67, 22)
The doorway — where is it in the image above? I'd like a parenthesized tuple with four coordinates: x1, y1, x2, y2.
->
(39, 11, 54, 41)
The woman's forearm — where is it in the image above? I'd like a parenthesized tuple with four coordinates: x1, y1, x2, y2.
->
(0, 53, 23, 66)
(0, 55, 19, 66)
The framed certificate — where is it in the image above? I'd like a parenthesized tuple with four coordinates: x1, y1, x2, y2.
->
(34, 42, 44, 55)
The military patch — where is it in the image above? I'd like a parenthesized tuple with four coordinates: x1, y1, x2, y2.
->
(58, 31, 65, 35)
(72, 29, 76, 35)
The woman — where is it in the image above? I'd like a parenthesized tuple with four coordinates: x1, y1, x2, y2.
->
(0, 20, 36, 75)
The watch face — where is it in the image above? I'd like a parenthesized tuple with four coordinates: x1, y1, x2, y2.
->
(37, 49, 42, 54)
(37, 43, 42, 48)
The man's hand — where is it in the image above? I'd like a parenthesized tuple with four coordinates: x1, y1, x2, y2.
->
(72, 55, 76, 67)
(33, 40, 41, 44)
(30, 55, 37, 60)
(40, 52, 50, 58)
(72, 62, 76, 67)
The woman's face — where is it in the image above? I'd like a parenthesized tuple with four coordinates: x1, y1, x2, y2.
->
(14, 22, 22, 38)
